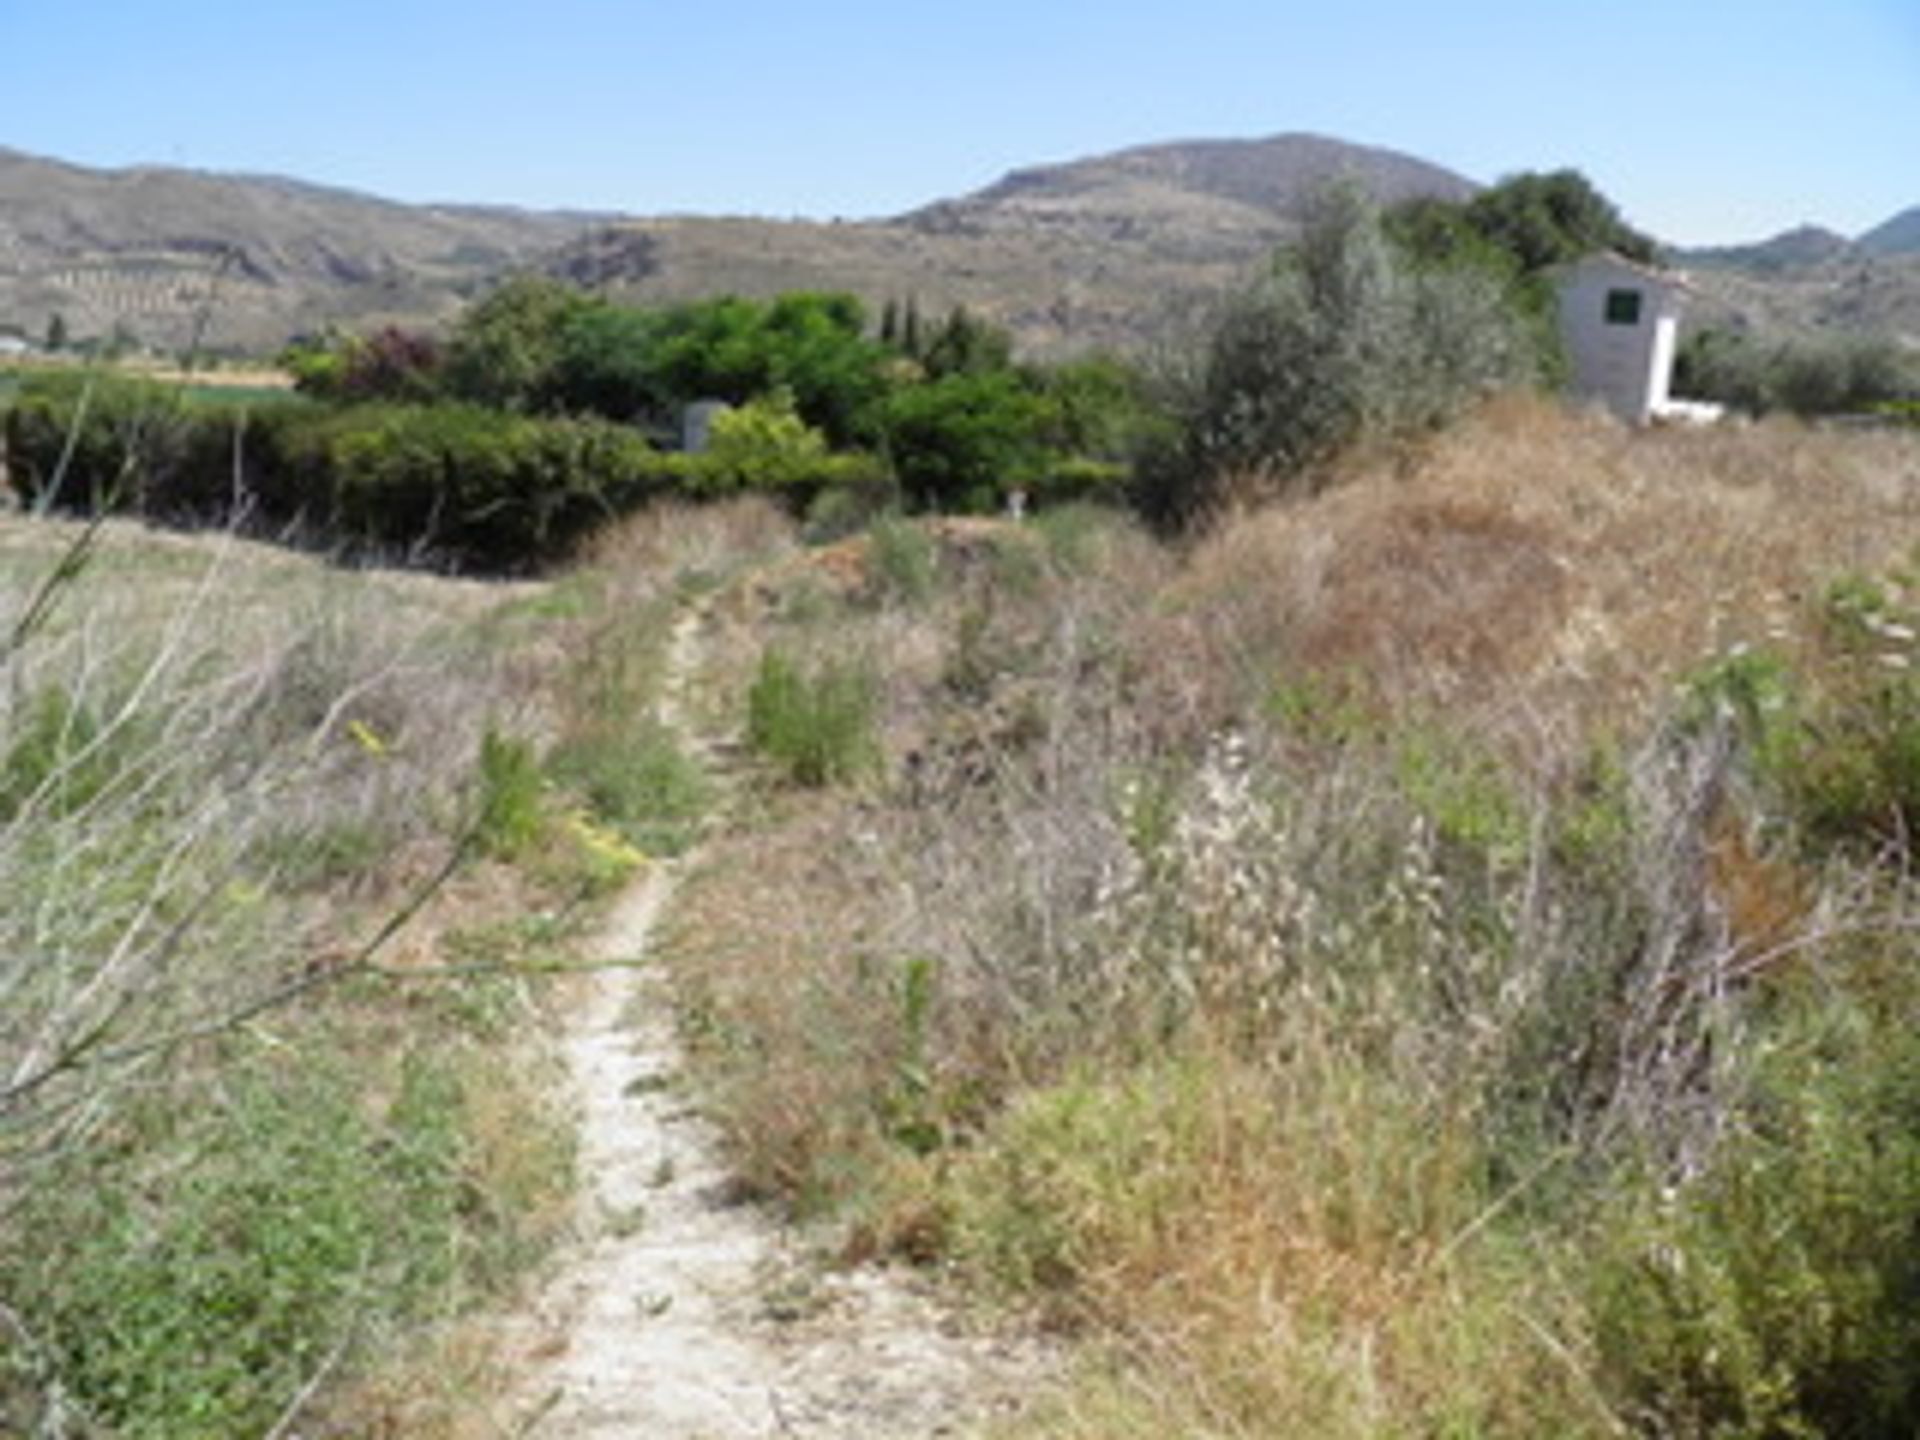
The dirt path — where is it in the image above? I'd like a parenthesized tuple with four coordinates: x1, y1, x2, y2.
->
(501, 607, 1051, 1438)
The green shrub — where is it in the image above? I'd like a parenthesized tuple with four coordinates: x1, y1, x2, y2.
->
(475, 729, 545, 858)
(1139, 187, 1537, 525)
(880, 369, 1048, 512)
(548, 717, 709, 856)
(2, 376, 682, 572)
(1675, 329, 1919, 418)
(1, 371, 194, 513)
(1590, 984, 1920, 1438)
(682, 391, 883, 504)
(866, 514, 938, 606)
(0, 1037, 557, 1439)
(745, 646, 877, 787)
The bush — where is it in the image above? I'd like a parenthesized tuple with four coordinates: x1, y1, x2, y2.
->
(865, 514, 939, 606)
(745, 646, 878, 787)
(685, 390, 882, 502)
(1675, 328, 1918, 417)
(285, 327, 442, 402)
(3, 376, 684, 572)
(880, 369, 1048, 512)
(1, 371, 199, 514)
(1140, 187, 1537, 524)
(1590, 985, 1920, 1438)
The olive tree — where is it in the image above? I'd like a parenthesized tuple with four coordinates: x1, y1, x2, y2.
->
(1138, 187, 1537, 525)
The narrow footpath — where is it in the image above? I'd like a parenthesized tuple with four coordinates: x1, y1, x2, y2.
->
(499, 606, 1050, 1438)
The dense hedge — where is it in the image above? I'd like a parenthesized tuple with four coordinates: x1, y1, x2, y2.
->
(1, 375, 860, 572)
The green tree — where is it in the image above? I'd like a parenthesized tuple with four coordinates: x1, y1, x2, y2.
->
(44, 313, 68, 353)
(443, 275, 601, 410)
(551, 305, 667, 421)
(1140, 186, 1535, 525)
(1394, 170, 1658, 277)
(636, 293, 888, 446)
(901, 298, 924, 359)
(881, 368, 1047, 511)
(1034, 356, 1160, 460)
(920, 305, 1014, 379)
(759, 292, 890, 445)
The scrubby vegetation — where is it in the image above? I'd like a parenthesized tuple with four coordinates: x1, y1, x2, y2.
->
(7, 285, 1150, 570)
(0, 465, 791, 1431)
(10, 161, 1920, 1436)
(660, 402, 1920, 1438)
(1675, 326, 1919, 418)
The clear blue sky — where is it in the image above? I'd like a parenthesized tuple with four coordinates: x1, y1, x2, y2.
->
(3, 1, 1914, 244)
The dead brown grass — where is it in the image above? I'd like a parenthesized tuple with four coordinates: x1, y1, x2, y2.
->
(619, 413, 1920, 1438)
(656, 791, 902, 1204)
(1174, 396, 1920, 751)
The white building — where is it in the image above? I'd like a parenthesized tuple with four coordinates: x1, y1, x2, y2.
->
(1554, 252, 1715, 425)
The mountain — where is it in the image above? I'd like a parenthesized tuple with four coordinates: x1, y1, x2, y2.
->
(1857, 206, 1920, 258)
(0, 147, 601, 352)
(543, 134, 1478, 355)
(1681, 224, 1853, 273)
(0, 135, 1475, 357)
(903, 133, 1476, 250)
(1, 137, 1912, 359)
(1672, 207, 1920, 348)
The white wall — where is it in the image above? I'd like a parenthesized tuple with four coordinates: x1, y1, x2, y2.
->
(1555, 256, 1686, 424)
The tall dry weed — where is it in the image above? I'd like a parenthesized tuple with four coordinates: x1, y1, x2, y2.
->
(1178, 396, 1920, 747)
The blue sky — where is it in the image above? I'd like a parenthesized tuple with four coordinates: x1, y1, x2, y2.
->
(3, 1, 1913, 244)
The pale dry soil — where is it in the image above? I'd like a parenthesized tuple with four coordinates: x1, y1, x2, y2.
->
(498, 609, 1054, 1438)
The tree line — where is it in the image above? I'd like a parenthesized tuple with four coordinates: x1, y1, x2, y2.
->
(8, 169, 1908, 571)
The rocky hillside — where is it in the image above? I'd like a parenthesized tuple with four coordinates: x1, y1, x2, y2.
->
(0, 147, 598, 352)
(546, 133, 1478, 356)
(1859, 205, 1920, 258)
(3, 135, 1913, 358)
(901, 132, 1476, 249)
(0, 134, 1475, 357)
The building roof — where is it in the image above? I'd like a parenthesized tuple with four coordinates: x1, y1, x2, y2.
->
(1557, 249, 1695, 294)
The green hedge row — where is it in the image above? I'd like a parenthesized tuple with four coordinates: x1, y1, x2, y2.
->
(1, 375, 866, 572)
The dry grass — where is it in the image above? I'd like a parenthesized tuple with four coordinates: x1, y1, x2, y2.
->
(0, 512, 593, 1434)
(633, 408, 1920, 1438)
(1175, 396, 1920, 750)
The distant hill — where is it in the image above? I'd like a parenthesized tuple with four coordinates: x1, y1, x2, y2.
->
(1681, 225, 1853, 273)
(1674, 205, 1920, 348)
(1, 138, 1913, 358)
(546, 134, 1478, 355)
(0, 147, 598, 352)
(903, 133, 1476, 249)
(1858, 206, 1920, 258)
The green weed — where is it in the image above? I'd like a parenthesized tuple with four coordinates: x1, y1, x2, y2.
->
(548, 717, 709, 856)
(866, 514, 938, 606)
(1, 1033, 565, 1439)
(474, 729, 545, 859)
(745, 646, 877, 787)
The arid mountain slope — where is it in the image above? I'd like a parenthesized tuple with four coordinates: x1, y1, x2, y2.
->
(0, 134, 1474, 357)
(1858, 205, 1920, 258)
(552, 133, 1479, 355)
(0, 147, 596, 351)
(3, 135, 1914, 357)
